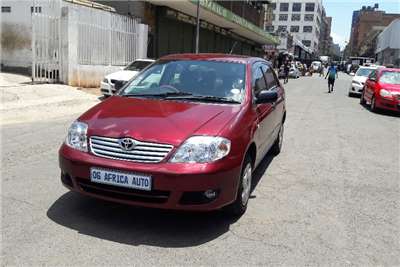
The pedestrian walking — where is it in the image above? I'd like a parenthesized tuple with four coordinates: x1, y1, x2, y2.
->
(325, 63, 338, 93)
(284, 62, 290, 84)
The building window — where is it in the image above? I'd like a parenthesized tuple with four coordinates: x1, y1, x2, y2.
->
(292, 3, 302, 12)
(290, 26, 300, 32)
(265, 25, 274, 32)
(272, 14, 276, 21)
(277, 26, 287, 32)
(280, 3, 289, 12)
(1, 6, 11, 12)
(303, 26, 313, 32)
(305, 3, 315, 12)
(302, 40, 311, 47)
(291, 14, 301, 21)
(304, 14, 314, 21)
(270, 3, 276, 10)
(279, 14, 288, 21)
(31, 6, 42, 13)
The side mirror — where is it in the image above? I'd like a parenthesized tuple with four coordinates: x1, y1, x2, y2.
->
(350, 72, 355, 76)
(256, 90, 278, 104)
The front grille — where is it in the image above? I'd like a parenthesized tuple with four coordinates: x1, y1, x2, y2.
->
(76, 178, 169, 204)
(90, 136, 173, 163)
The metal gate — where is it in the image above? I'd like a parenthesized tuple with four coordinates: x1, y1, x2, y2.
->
(31, 0, 62, 83)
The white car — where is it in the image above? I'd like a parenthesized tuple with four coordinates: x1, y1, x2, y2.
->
(100, 59, 155, 96)
(289, 64, 301, 78)
(348, 65, 382, 97)
(311, 61, 322, 73)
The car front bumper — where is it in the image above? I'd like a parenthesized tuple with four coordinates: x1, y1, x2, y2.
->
(349, 83, 364, 95)
(59, 144, 241, 211)
(100, 82, 115, 96)
(375, 96, 400, 112)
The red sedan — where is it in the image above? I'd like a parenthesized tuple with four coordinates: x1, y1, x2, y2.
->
(59, 53, 286, 216)
(361, 68, 400, 112)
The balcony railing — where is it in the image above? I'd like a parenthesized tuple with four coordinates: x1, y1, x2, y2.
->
(214, 1, 266, 28)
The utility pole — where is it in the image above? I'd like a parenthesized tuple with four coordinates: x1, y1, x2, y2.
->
(195, 0, 200, 53)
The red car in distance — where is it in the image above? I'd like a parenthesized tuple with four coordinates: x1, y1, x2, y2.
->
(361, 68, 400, 112)
(59, 53, 286, 216)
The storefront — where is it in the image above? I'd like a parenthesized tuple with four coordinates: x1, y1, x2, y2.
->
(146, 1, 278, 58)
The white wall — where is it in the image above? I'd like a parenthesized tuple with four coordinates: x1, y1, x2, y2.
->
(1, 1, 34, 69)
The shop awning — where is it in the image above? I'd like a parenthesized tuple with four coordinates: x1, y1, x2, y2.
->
(146, 0, 279, 45)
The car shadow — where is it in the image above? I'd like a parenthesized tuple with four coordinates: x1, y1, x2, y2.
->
(47, 154, 276, 248)
(359, 103, 400, 118)
(46, 155, 274, 248)
(251, 154, 274, 195)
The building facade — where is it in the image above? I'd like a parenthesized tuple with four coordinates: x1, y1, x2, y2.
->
(376, 19, 400, 67)
(97, 0, 278, 59)
(266, 0, 323, 54)
(349, 4, 400, 56)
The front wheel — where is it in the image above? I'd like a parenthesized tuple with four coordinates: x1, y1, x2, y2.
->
(225, 156, 252, 217)
(370, 95, 378, 112)
(360, 91, 366, 105)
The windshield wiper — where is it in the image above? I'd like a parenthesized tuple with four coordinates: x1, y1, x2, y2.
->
(122, 91, 193, 98)
(165, 94, 241, 104)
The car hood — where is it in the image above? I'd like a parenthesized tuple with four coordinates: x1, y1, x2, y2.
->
(380, 83, 400, 93)
(79, 96, 241, 146)
(105, 70, 139, 81)
(353, 76, 368, 83)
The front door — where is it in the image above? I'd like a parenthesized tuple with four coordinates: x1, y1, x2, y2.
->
(251, 62, 275, 162)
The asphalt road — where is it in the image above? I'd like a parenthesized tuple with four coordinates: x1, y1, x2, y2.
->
(2, 74, 399, 266)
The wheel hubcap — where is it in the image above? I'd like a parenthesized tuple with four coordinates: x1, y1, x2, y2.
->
(241, 163, 252, 206)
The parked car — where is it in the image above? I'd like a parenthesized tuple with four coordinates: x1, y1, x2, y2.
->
(59, 53, 286, 216)
(348, 65, 382, 97)
(310, 61, 322, 74)
(360, 68, 400, 113)
(289, 64, 301, 78)
(100, 59, 155, 96)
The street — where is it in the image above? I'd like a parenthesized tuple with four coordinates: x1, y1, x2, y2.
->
(2, 74, 399, 266)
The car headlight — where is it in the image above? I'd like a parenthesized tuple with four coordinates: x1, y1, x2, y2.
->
(170, 136, 231, 163)
(380, 89, 392, 98)
(65, 121, 88, 152)
(102, 78, 108, 83)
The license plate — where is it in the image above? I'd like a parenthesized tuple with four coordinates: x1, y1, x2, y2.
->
(90, 168, 152, 191)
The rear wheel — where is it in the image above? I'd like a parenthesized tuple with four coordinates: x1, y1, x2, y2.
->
(226, 156, 252, 217)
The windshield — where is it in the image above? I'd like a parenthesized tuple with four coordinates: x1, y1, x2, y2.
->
(356, 68, 373, 77)
(380, 71, 400, 85)
(120, 60, 246, 103)
(124, 61, 153, 71)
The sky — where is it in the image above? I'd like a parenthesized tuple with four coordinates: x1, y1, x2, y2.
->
(323, 0, 400, 50)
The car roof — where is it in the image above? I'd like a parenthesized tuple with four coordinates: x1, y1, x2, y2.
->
(159, 53, 265, 65)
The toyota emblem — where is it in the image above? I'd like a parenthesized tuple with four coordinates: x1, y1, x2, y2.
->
(118, 138, 136, 151)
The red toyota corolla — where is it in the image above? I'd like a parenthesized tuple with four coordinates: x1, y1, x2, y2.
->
(360, 67, 400, 112)
(59, 53, 286, 215)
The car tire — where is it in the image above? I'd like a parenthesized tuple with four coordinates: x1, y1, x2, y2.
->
(360, 91, 366, 105)
(271, 123, 284, 155)
(225, 155, 253, 217)
(370, 95, 378, 112)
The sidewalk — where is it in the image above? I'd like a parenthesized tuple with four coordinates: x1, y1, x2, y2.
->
(0, 73, 100, 125)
